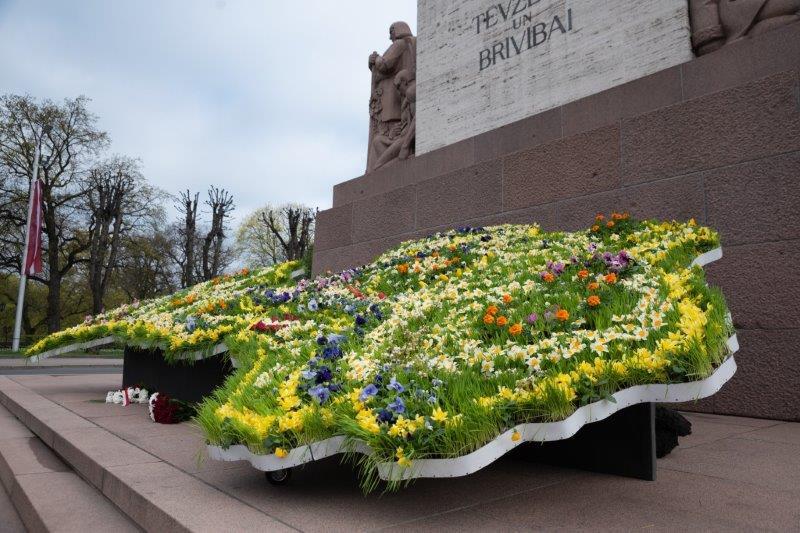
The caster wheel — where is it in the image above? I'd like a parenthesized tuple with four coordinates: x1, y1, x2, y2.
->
(265, 468, 292, 485)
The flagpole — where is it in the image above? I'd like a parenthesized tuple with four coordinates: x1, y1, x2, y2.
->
(11, 134, 43, 353)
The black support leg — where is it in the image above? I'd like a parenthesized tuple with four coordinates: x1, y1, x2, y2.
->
(514, 402, 657, 481)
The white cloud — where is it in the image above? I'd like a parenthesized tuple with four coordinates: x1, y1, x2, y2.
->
(0, 0, 417, 223)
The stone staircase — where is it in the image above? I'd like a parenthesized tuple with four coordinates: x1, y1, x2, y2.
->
(0, 376, 289, 532)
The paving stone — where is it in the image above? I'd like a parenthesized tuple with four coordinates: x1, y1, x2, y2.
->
(0, 480, 25, 533)
(0, 414, 33, 440)
(197, 455, 583, 533)
(103, 461, 290, 532)
(53, 427, 162, 488)
(660, 435, 800, 493)
(383, 466, 800, 532)
(0, 437, 68, 490)
(735, 422, 800, 447)
(13, 471, 138, 532)
(680, 411, 785, 428)
(674, 414, 771, 450)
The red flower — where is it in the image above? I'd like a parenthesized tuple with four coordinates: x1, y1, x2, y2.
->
(250, 320, 268, 332)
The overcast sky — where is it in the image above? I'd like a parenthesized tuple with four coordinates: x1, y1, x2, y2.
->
(0, 0, 417, 223)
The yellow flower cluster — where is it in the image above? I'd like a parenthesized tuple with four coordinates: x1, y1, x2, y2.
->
(387, 415, 426, 438)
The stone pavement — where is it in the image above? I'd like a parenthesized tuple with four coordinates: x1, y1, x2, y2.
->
(0, 357, 123, 368)
(2, 372, 799, 532)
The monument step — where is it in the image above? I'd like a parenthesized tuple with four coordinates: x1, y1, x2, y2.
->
(0, 376, 290, 532)
(0, 402, 138, 532)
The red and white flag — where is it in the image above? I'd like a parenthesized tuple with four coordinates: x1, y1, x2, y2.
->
(24, 178, 43, 276)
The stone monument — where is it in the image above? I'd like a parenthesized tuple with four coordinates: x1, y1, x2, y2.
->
(415, 0, 695, 154)
(316, 3, 800, 422)
(366, 21, 417, 173)
(690, 0, 800, 55)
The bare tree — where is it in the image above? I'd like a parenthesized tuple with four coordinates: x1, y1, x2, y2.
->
(263, 205, 315, 262)
(174, 190, 199, 287)
(116, 224, 178, 301)
(84, 156, 160, 313)
(0, 95, 108, 331)
(200, 186, 234, 281)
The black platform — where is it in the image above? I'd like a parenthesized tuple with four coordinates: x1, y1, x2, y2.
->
(122, 346, 234, 403)
(512, 402, 656, 480)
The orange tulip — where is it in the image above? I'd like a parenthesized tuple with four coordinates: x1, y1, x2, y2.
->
(577, 269, 589, 279)
(496, 316, 508, 327)
(604, 273, 617, 284)
(587, 295, 601, 307)
(483, 314, 495, 325)
(555, 309, 570, 322)
(502, 294, 513, 304)
(509, 323, 523, 336)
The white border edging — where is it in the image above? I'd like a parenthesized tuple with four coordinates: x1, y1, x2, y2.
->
(691, 247, 722, 268)
(208, 334, 738, 481)
(27, 337, 229, 365)
(27, 335, 117, 364)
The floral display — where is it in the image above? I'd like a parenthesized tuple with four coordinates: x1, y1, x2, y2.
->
(29, 214, 734, 492)
(27, 262, 300, 361)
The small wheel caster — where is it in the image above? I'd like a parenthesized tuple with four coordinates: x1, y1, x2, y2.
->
(265, 468, 292, 485)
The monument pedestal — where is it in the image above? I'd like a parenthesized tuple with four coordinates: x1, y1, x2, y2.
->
(122, 346, 233, 403)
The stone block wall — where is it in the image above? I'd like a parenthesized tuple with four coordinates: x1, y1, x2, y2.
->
(313, 24, 800, 421)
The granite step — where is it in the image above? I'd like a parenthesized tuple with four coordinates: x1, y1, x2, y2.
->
(0, 376, 291, 532)
(0, 403, 138, 532)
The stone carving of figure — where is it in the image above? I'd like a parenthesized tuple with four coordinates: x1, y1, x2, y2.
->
(366, 21, 416, 173)
(690, 0, 800, 55)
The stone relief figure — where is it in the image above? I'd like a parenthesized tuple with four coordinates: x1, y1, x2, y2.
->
(366, 21, 416, 173)
(690, 0, 800, 55)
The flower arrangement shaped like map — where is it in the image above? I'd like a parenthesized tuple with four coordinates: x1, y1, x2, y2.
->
(27, 214, 736, 491)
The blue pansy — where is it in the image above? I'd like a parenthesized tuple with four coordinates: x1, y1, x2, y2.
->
(377, 409, 393, 423)
(328, 334, 345, 344)
(387, 377, 405, 393)
(355, 315, 367, 326)
(308, 385, 330, 404)
(308, 299, 319, 311)
(315, 366, 333, 383)
(359, 384, 379, 402)
(387, 397, 406, 414)
(321, 345, 342, 360)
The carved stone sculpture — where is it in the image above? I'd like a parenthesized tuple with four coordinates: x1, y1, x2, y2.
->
(366, 22, 416, 173)
(690, 0, 800, 55)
